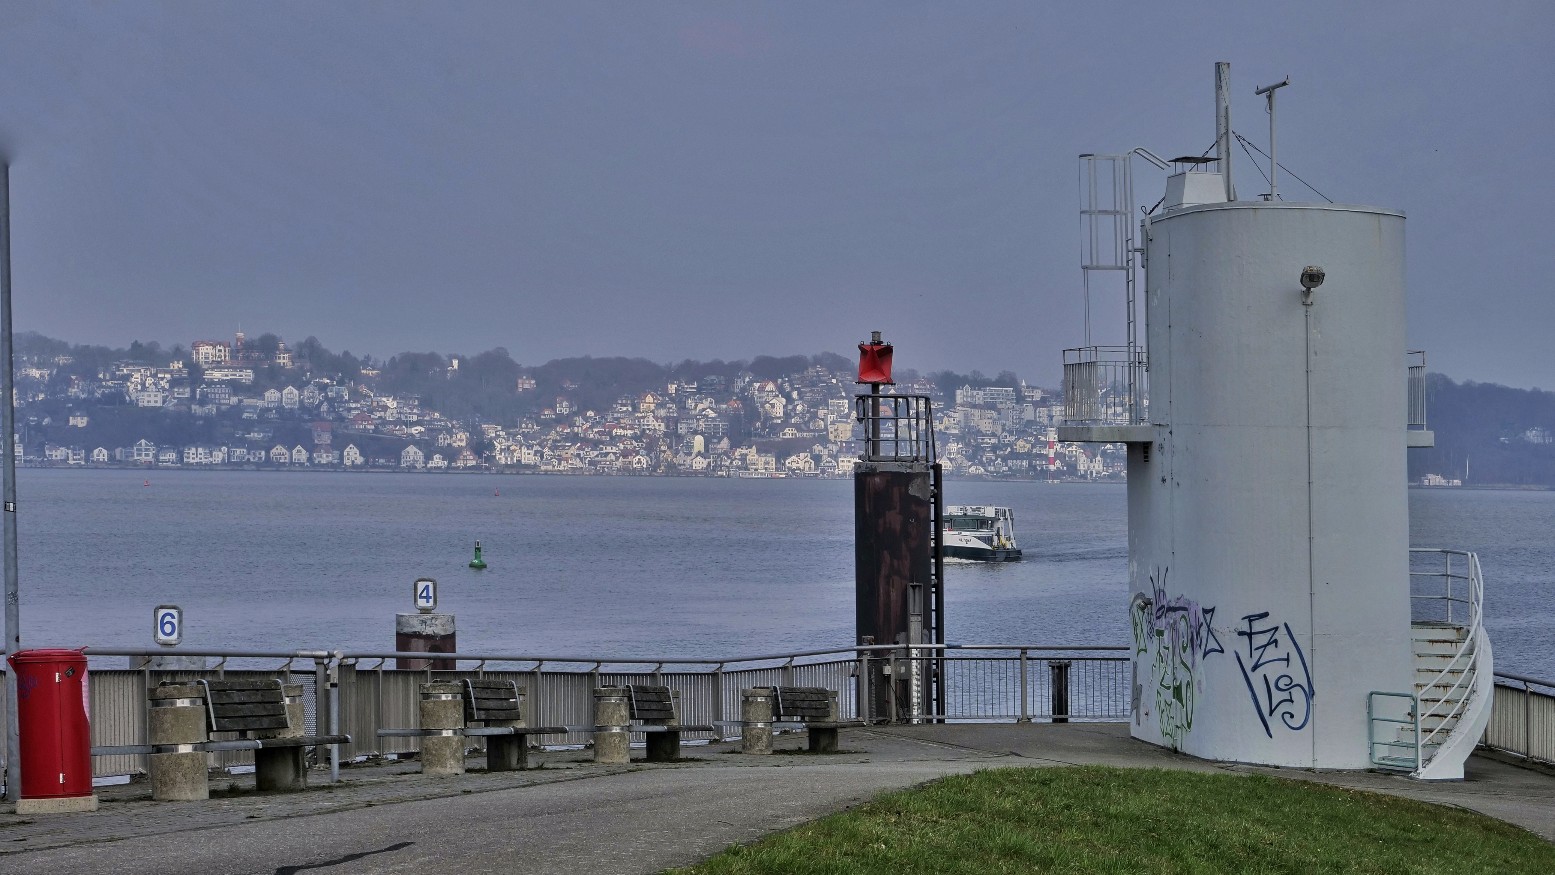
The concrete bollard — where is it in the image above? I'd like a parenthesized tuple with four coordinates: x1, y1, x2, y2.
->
(593, 687, 631, 764)
(148, 683, 210, 801)
(419, 682, 466, 776)
(741, 688, 774, 755)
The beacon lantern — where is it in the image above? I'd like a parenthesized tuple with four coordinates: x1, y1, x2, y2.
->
(857, 332, 894, 385)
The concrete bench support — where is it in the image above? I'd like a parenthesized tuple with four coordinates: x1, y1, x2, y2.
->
(593, 687, 631, 765)
(741, 688, 774, 755)
(148, 684, 210, 801)
(419, 682, 467, 776)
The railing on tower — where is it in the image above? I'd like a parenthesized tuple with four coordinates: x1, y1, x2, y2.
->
(1062, 346, 1149, 426)
(853, 394, 937, 463)
(1408, 350, 1428, 431)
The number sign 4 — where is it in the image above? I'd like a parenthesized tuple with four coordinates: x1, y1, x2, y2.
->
(414, 578, 438, 612)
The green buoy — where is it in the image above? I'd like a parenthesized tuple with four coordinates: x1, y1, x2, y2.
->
(469, 540, 487, 570)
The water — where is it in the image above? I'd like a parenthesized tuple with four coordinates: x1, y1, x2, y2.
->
(11, 470, 1552, 679)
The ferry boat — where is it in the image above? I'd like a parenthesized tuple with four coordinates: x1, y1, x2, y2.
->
(942, 505, 1022, 562)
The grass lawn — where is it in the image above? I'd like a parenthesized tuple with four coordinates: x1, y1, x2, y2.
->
(667, 765, 1555, 874)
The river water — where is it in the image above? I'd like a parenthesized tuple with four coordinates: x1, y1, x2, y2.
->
(11, 470, 1552, 679)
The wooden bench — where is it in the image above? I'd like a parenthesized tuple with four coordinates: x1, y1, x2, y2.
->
(459, 678, 568, 770)
(377, 678, 566, 772)
(194, 678, 350, 791)
(93, 678, 350, 800)
(602, 684, 715, 762)
(770, 685, 864, 752)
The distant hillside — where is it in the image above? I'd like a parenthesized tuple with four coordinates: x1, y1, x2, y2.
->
(1409, 375, 1555, 487)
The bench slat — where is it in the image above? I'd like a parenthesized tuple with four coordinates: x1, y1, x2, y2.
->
(201, 679, 284, 692)
(470, 710, 524, 722)
(208, 689, 286, 706)
(211, 702, 288, 718)
(213, 716, 292, 732)
(466, 680, 526, 693)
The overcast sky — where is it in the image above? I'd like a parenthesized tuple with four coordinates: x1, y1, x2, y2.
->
(0, 2, 1549, 389)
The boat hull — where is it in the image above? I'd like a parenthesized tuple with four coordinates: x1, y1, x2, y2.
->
(943, 545, 1023, 562)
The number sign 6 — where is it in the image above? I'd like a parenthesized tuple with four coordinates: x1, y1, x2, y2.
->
(154, 605, 182, 646)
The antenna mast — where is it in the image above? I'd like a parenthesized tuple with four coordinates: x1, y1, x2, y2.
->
(1255, 76, 1292, 200)
(1216, 62, 1235, 202)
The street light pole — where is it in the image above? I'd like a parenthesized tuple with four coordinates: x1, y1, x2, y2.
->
(1, 161, 21, 803)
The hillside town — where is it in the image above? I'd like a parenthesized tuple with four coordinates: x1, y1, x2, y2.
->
(13, 331, 1128, 481)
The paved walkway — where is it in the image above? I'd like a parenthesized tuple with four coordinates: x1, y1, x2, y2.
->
(1, 725, 1551, 874)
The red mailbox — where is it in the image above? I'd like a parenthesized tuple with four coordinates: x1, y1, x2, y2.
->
(7, 648, 93, 800)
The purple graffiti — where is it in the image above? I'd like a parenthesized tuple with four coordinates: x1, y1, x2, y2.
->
(1130, 567, 1224, 748)
(1234, 612, 1315, 738)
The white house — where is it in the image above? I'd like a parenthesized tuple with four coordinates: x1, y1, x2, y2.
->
(290, 445, 308, 465)
(132, 439, 157, 463)
(401, 445, 425, 469)
(342, 444, 363, 467)
(270, 444, 290, 464)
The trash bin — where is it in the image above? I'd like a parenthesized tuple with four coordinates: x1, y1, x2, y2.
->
(7, 647, 97, 811)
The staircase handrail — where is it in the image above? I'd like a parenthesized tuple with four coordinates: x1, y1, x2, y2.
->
(1409, 548, 1484, 754)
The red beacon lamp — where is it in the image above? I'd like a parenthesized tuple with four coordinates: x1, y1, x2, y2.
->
(857, 331, 894, 386)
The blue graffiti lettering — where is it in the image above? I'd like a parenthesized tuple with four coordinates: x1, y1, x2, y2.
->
(1234, 612, 1315, 737)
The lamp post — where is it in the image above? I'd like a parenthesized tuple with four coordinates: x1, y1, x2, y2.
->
(2, 160, 21, 803)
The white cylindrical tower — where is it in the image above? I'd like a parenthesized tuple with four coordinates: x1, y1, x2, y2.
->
(1128, 200, 1411, 769)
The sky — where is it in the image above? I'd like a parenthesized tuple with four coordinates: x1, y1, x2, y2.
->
(0, 2, 1549, 389)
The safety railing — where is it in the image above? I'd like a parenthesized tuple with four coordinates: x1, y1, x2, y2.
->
(1407, 350, 1428, 431)
(1368, 690, 1423, 772)
(2, 644, 1130, 780)
(853, 393, 936, 463)
(1404, 548, 1487, 774)
(891, 646, 1129, 723)
(1485, 672, 1555, 767)
(1062, 346, 1148, 426)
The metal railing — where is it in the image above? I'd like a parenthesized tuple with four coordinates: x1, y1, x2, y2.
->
(1, 644, 1131, 780)
(1486, 672, 1555, 766)
(1407, 350, 1428, 430)
(854, 394, 936, 463)
(7, 638, 1544, 783)
(1400, 549, 1487, 773)
(1062, 346, 1148, 425)
(1409, 548, 1479, 628)
(1367, 690, 1423, 771)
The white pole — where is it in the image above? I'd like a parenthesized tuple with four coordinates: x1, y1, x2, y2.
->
(1215, 62, 1234, 202)
(1256, 77, 1291, 201)
(1, 161, 21, 803)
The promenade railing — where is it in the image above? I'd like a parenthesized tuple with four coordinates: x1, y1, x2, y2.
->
(5, 645, 1548, 781)
(0, 644, 1127, 779)
(1486, 672, 1555, 767)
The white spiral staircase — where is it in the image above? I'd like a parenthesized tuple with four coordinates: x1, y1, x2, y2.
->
(1369, 549, 1493, 780)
